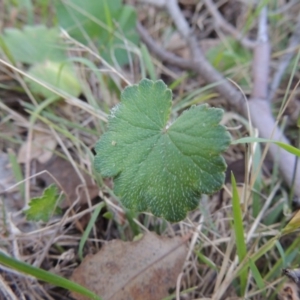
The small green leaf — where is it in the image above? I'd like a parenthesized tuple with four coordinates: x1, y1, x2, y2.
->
(103, 211, 113, 219)
(231, 173, 247, 295)
(27, 61, 81, 98)
(140, 43, 157, 81)
(249, 259, 266, 296)
(94, 79, 231, 222)
(2, 25, 67, 64)
(78, 202, 105, 261)
(25, 184, 62, 222)
(196, 251, 218, 271)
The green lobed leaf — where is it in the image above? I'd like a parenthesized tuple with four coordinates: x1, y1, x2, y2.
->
(94, 79, 231, 222)
(94, 79, 230, 222)
(25, 184, 62, 222)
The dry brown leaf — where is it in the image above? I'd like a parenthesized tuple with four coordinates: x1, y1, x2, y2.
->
(35, 156, 99, 208)
(71, 232, 189, 300)
(279, 282, 300, 300)
(18, 129, 57, 164)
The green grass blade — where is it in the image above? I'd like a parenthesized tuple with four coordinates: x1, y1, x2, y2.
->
(237, 236, 278, 277)
(252, 144, 263, 217)
(196, 251, 218, 271)
(79, 202, 106, 260)
(275, 240, 286, 267)
(231, 172, 247, 295)
(169, 74, 188, 90)
(274, 141, 300, 157)
(140, 43, 157, 81)
(173, 82, 219, 112)
(249, 259, 266, 296)
(103, 0, 113, 30)
(232, 137, 300, 157)
(265, 236, 300, 281)
(0, 251, 101, 300)
(0, 36, 16, 64)
(40, 110, 98, 135)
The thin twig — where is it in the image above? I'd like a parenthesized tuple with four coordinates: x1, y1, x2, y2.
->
(249, 6, 300, 197)
(203, 0, 256, 49)
(138, 19, 244, 110)
(268, 14, 300, 101)
(0, 273, 20, 300)
(164, 0, 245, 111)
(251, 5, 270, 99)
(269, 0, 299, 15)
(246, 181, 281, 243)
(136, 22, 194, 70)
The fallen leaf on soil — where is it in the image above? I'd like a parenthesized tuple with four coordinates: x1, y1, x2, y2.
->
(35, 156, 99, 209)
(71, 232, 189, 300)
(279, 282, 300, 300)
(18, 129, 57, 164)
